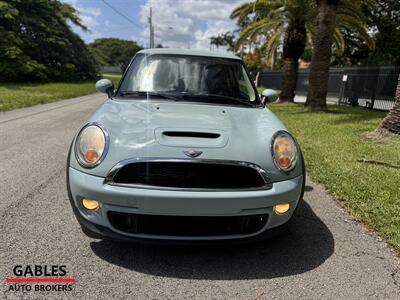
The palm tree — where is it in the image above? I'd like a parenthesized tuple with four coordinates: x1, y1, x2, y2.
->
(231, 0, 374, 103)
(305, 0, 375, 110)
(376, 75, 400, 135)
(222, 32, 235, 51)
(232, 0, 311, 102)
(209, 35, 224, 50)
(209, 32, 235, 51)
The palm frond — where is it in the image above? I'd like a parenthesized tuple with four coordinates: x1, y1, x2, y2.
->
(231, 0, 374, 64)
(336, 14, 375, 50)
(265, 31, 281, 66)
(230, 2, 256, 24)
(235, 18, 283, 50)
(333, 28, 345, 55)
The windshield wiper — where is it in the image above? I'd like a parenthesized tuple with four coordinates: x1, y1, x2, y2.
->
(119, 91, 180, 101)
(181, 93, 254, 107)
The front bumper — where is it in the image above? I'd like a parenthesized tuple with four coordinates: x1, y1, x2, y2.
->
(67, 167, 304, 242)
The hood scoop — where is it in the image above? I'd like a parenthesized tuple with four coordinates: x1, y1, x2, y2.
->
(162, 131, 220, 139)
(155, 128, 228, 148)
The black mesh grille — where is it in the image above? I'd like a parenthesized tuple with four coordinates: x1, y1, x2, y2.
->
(108, 212, 268, 236)
(111, 161, 266, 189)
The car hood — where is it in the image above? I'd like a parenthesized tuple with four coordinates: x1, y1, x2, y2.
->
(69, 98, 303, 182)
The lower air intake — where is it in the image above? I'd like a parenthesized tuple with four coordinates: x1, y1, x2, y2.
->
(108, 212, 268, 236)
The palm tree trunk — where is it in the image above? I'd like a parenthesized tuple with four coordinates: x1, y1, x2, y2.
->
(279, 58, 298, 102)
(305, 0, 339, 110)
(278, 20, 306, 103)
(377, 75, 400, 135)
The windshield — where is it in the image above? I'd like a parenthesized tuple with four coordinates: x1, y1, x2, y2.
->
(118, 53, 259, 106)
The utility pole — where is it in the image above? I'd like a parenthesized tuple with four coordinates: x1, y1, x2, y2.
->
(148, 7, 154, 48)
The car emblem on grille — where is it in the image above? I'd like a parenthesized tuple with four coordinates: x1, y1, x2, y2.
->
(184, 149, 203, 158)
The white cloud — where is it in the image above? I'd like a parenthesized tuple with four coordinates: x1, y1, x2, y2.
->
(67, 2, 102, 29)
(80, 14, 99, 28)
(139, 0, 246, 49)
(78, 7, 101, 18)
(71, 4, 103, 41)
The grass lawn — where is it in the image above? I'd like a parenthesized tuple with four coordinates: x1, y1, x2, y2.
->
(0, 74, 122, 112)
(269, 103, 400, 252)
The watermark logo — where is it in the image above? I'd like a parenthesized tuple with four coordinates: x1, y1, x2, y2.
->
(5, 265, 76, 293)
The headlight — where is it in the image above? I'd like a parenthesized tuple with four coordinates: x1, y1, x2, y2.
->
(271, 131, 298, 172)
(75, 123, 109, 168)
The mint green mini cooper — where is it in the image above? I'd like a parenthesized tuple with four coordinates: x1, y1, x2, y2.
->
(67, 48, 305, 243)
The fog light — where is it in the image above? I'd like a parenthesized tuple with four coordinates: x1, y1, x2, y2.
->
(273, 203, 290, 215)
(82, 199, 100, 210)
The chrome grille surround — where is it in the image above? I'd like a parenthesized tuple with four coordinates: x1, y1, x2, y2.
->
(104, 158, 273, 191)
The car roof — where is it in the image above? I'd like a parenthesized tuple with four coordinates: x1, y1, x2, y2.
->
(136, 48, 242, 60)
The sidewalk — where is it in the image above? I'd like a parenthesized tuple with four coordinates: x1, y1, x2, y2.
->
(294, 95, 338, 104)
(294, 94, 393, 110)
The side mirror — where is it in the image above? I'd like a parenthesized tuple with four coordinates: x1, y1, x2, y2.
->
(260, 95, 269, 106)
(260, 89, 279, 105)
(96, 79, 114, 98)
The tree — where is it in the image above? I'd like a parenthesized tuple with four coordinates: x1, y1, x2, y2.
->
(377, 75, 400, 135)
(231, 0, 373, 103)
(331, 1, 400, 67)
(232, 0, 311, 102)
(209, 35, 224, 50)
(304, 0, 339, 110)
(209, 32, 235, 51)
(366, 0, 400, 65)
(0, 0, 98, 82)
(243, 51, 264, 72)
(305, 0, 375, 110)
(88, 38, 142, 71)
(330, 29, 371, 66)
(222, 32, 235, 51)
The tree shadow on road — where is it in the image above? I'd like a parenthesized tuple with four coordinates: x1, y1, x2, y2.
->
(90, 200, 334, 280)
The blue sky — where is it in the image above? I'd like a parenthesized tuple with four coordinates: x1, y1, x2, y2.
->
(63, 0, 246, 49)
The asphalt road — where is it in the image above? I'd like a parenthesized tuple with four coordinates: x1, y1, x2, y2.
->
(0, 94, 399, 299)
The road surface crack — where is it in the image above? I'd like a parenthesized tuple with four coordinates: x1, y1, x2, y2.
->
(0, 167, 65, 219)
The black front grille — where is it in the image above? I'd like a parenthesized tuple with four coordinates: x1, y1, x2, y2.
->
(108, 212, 268, 236)
(111, 161, 266, 189)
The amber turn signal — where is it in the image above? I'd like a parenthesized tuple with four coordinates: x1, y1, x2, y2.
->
(278, 155, 291, 169)
(273, 203, 290, 215)
(82, 199, 101, 210)
(84, 149, 100, 163)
